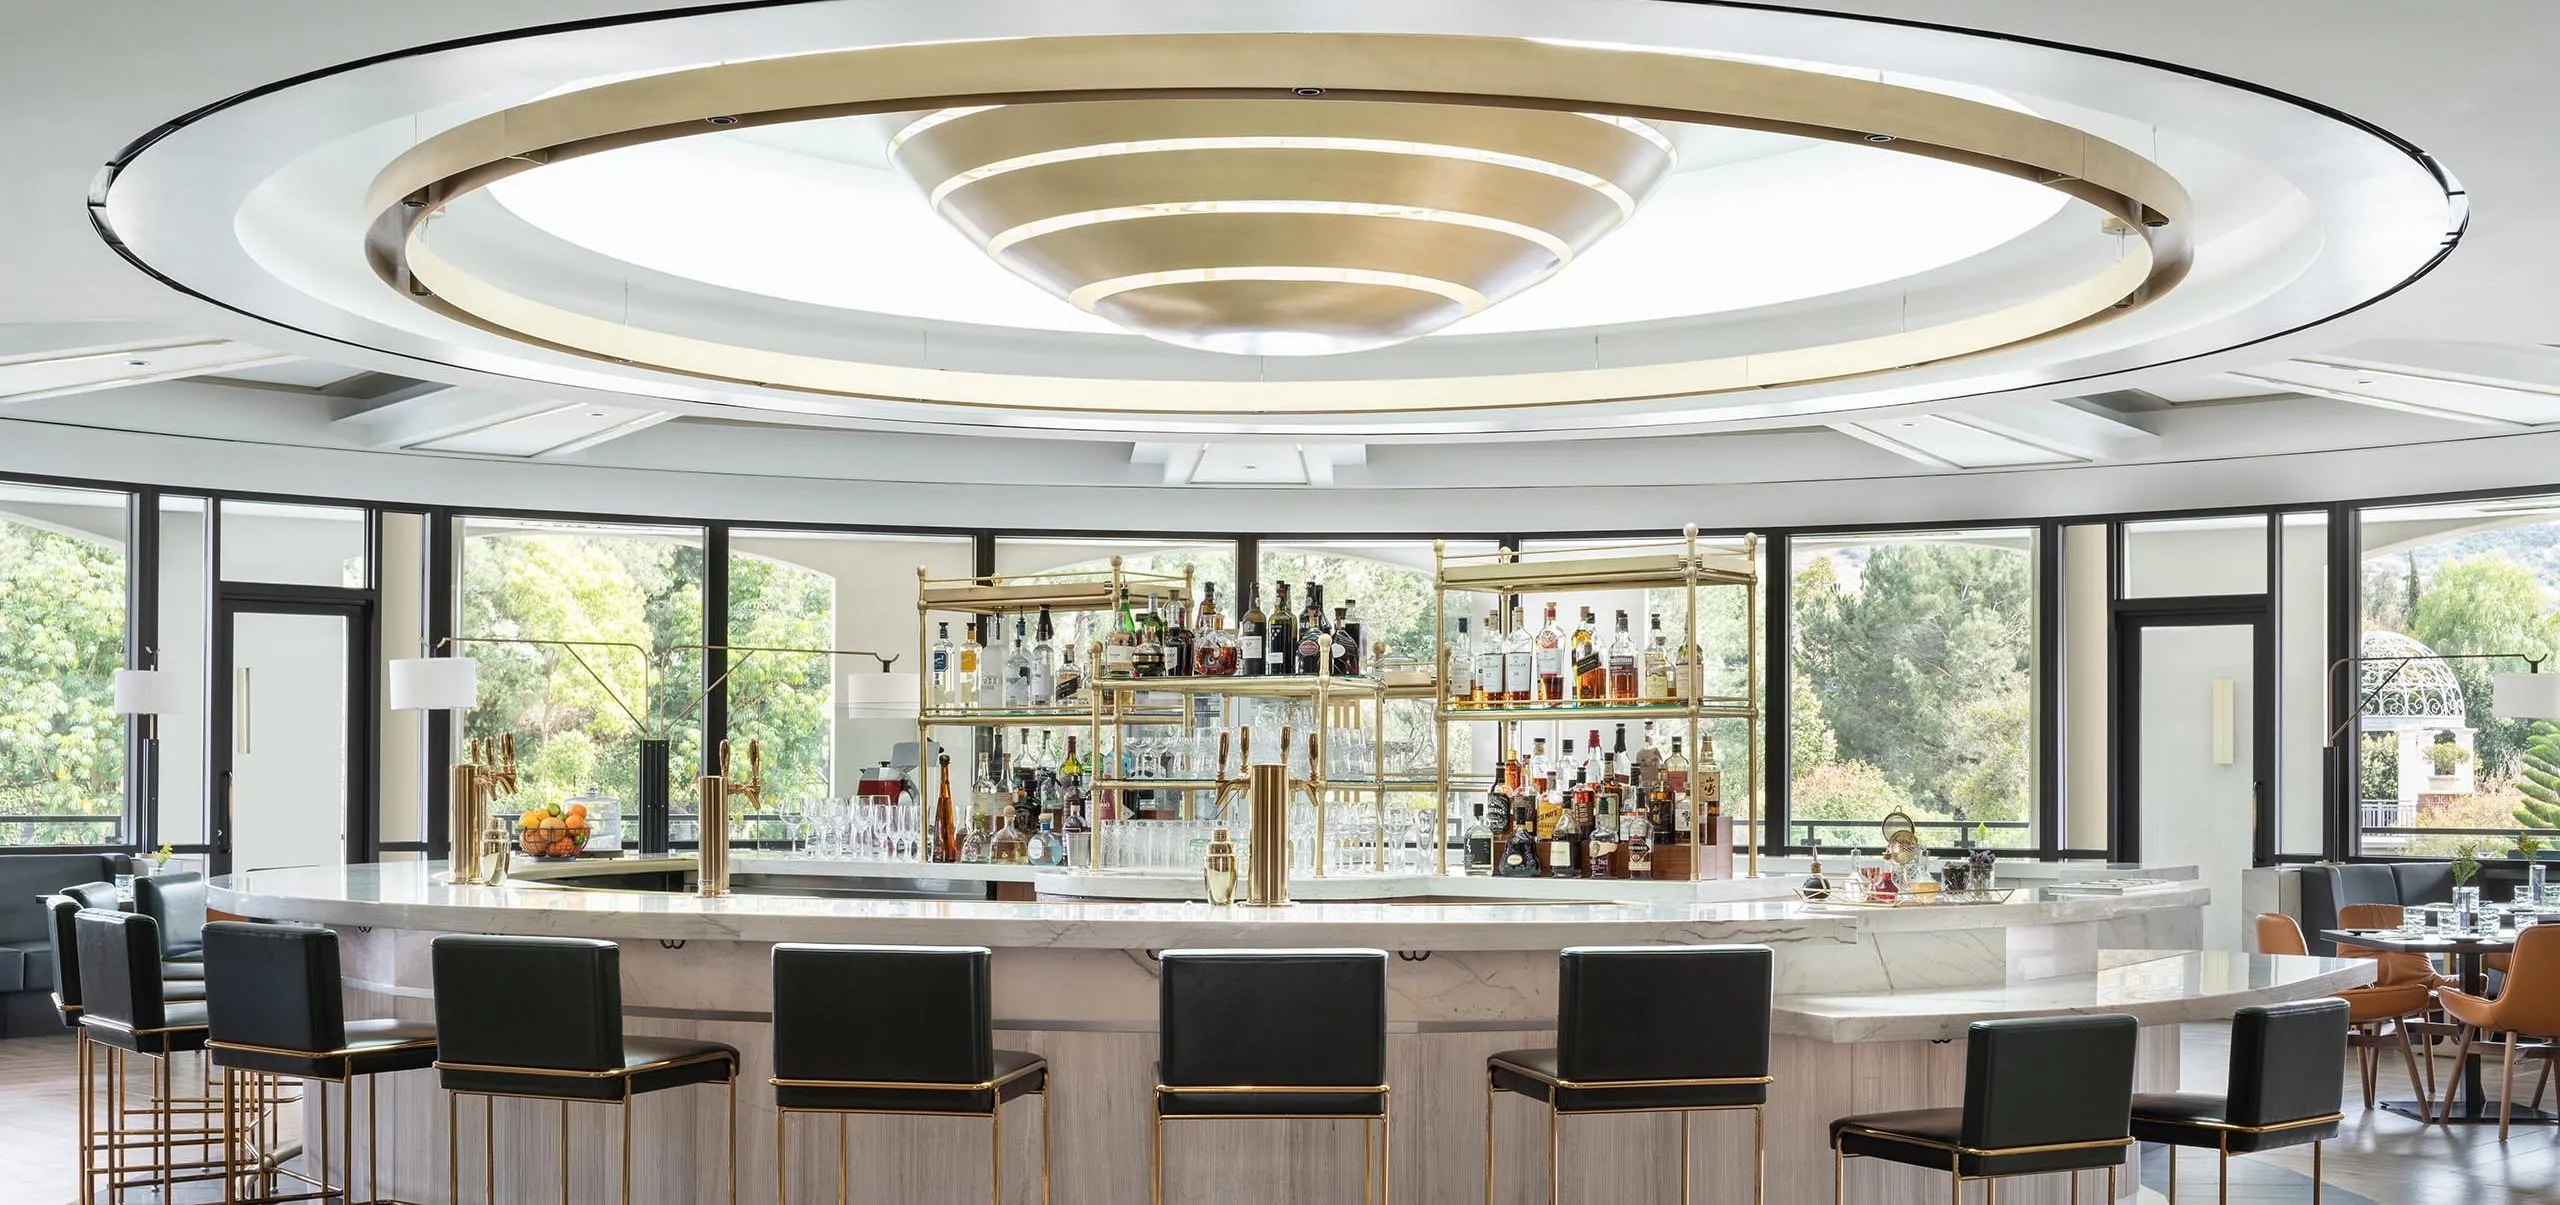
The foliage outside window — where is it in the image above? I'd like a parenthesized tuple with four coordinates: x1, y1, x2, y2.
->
(0, 488, 128, 846)
(1791, 530, 2035, 851)
(459, 521, 705, 834)
(726, 550, 835, 815)
(2358, 498, 2560, 854)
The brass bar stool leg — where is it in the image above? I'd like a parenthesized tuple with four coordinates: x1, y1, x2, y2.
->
(1483, 1075, 1495, 1205)
(1754, 1106, 1767, 1205)
(220, 1067, 236, 1205)
(1149, 1109, 1163, 1205)
(2217, 1144, 2229, 1205)
(838, 1114, 848, 1205)
(1362, 1115, 1373, 1205)
(2106, 1164, 2116, 1205)
(75, 1030, 92, 1205)
(2070, 1167, 2079, 1205)
(2311, 1139, 2323, 1204)
(369, 1075, 381, 1205)
(1832, 1143, 1843, 1205)
(770, 1107, 783, 1205)
(1040, 1087, 1053, 1205)
(1380, 1106, 1392, 1205)
(1547, 1106, 1558, 1205)
(990, 1098, 1003, 1205)
(158, 1051, 173, 1204)
(1678, 1110, 1690, 1205)
(729, 1075, 740, 1205)
(1987, 1176, 1998, 1203)
(2168, 1146, 2177, 1204)
(446, 1092, 459, 1205)
(485, 1095, 496, 1205)
(558, 1099, 570, 1205)
(1947, 1164, 1959, 1205)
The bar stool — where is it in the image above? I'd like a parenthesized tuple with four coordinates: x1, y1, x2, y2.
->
(431, 934, 739, 1205)
(1153, 948, 1389, 1205)
(205, 920, 438, 1204)
(1487, 944, 1774, 1204)
(76, 907, 219, 1203)
(2132, 999, 2345, 1203)
(1830, 1014, 2137, 1204)
(770, 943, 1049, 1204)
(49, 894, 207, 1205)
(65, 877, 203, 981)
(136, 871, 209, 961)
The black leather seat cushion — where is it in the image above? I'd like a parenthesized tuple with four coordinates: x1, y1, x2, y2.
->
(776, 1048, 1045, 1114)
(2128, 1092, 2336, 1154)
(440, 1035, 738, 1102)
(1490, 1048, 1767, 1112)
(216, 1018, 439, 1079)
(1157, 1085, 1385, 1117)
(1831, 1107, 2121, 1178)
(84, 1000, 209, 1055)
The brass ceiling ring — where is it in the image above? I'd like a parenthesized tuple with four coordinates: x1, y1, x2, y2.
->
(367, 32, 2192, 416)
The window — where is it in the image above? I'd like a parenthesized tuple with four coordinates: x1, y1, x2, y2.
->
(2355, 496, 2560, 855)
(1791, 528, 2037, 850)
(457, 518, 705, 837)
(0, 484, 130, 846)
(2121, 515, 2268, 598)
(221, 500, 366, 587)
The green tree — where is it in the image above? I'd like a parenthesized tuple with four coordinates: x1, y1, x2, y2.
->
(2408, 553, 2554, 779)
(0, 522, 126, 844)
(726, 552, 835, 809)
(2514, 721, 2560, 831)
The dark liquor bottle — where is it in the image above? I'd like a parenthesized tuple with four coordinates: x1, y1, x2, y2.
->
(1548, 774, 1584, 877)
(1607, 610, 1639, 702)
(1239, 585, 1268, 678)
(1572, 606, 1604, 704)
(1294, 582, 1326, 675)
(1498, 801, 1541, 878)
(1167, 596, 1196, 677)
(931, 752, 959, 863)
(1265, 583, 1296, 677)
(1587, 751, 1622, 879)
(1331, 604, 1358, 677)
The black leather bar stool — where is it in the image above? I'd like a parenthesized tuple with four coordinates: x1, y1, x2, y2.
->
(48, 893, 206, 1205)
(1153, 948, 1390, 1205)
(136, 870, 209, 960)
(2132, 999, 2346, 1203)
(1488, 944, 1774, 1204)
(431, 934, 739, 1205)
(1830, 1014, 2137, 1204)
(76, 907, 220, 1203)
(770, 943, 1049, 1204)
(65, 877, 204, 981)
(205, 920, 438, 1205)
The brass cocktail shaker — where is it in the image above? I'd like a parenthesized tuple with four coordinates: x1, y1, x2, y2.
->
(1202, 827, 1238, 906)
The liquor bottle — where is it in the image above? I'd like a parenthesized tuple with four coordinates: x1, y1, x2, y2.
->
(1195, 587, 1239, 677)
(1571, 606, 1603, 703)
(1168, 596, 1197, 677)
(1641, 615, 1674, 702)
(1330, 604, 1357, 677)
(1621, 758, 1652, 880)
(1295, 582, 1326, 675)
(1240, 585, 1269, 678)
(931, 752, 959, 863)
(1540, 739, 1574, 839)
(1664, 735, 1692, 837)
(1548, 775, 1583, 876)
(957, 624, 985, 706)
(1057, 735, 1088, 836)
(973, 620, 1004, 705)
(1503, 600, 1533, 703)
(1104, 588, 1138, 680)
(975, 733, 1004, 819)
(1498, 800, 1541, 877)
(1004, 615, 1035, 707)
(1030, 607, 1057, 704)
(989, 805, 1025, 864)
(1055, 637, 1084, 704)
(931, 622, 956, 707)
(1529, 737, 1554, 799)
(1024, 814, 1051, 866)
(1698, 735, 1725, 840)
(1588, 751, 1622, 878)
(1266, 583, 1296, 677)
(959, 814, 988, 864)
(1447, 616, 1476, 707)
(1133, 595, 1166, 678)
(1471, 613, 1501, 708)
(1464, 802, 1494, 875)
(1534, 602, 1567, 704)
(1607, 610, 1638, 702)
(1337, 598, 1366, 677)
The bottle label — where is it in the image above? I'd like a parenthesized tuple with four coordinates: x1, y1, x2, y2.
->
(1572, 648, 1602, 679)
(1505, 651, 1532, 688)
(932, 650, 948, 674)
(1548, 841, 1573, 870)
(1241, 635, 1264, 662)
(1536, 648, 1562, 676)
(1103, 645, 1133, 668)
(958, 650, 978, 673)
(1474, 652, 1502, 693)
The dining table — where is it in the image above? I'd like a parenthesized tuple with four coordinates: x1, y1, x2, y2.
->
(2322, 923, 2551, 1126)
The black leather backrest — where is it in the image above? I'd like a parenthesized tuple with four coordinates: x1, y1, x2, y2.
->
(43, 895, 82, 1010)
(135, 873, 207, 953)
(1960, 1014, 2137, 1152)
(2225, 999, 2347, 1127)
(204, 921, 343, 1054)
(432, 935, 622, 1072)
(1159, 948, 1386, 1089)
(2392, 862, 2453, 907)
(1557, 944, 1772, 1084)
(0, 854, 115, 944)
(62, 880, 120, 913)
(2299, 865, 2403, 957)
(74, 909, 165, 1031)
(773, 944, 991, 1084)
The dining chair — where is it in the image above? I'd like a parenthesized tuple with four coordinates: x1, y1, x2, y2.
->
(2255, 913, 2436, 1112)
(2434, 923, 2560, 1139)
(2333, 904, 2453, 988)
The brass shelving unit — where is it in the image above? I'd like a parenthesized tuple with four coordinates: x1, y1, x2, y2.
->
(1089, 641, 1389, 875)
(915, 558, 1192, 867)
(1430, 525, 1763, 879)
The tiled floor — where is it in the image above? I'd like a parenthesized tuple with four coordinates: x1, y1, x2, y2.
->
(0, 1025, 2551, 1202)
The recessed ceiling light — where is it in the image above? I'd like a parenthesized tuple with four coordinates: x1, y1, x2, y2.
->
(705, 115, 738, 126)
(588, 410, 609, 417)
(1863, 133, 1897, 143)
(126, 359, 148, 366)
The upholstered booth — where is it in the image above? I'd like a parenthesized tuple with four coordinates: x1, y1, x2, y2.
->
(2293, 863, 2454, 957)
(0, 853, 133, 1035)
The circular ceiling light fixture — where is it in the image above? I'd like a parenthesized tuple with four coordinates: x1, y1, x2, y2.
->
(885, 99, 1677, 354)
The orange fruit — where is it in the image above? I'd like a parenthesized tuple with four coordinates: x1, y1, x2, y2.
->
(548, 839, 577, 856)
(566, 817, 590, 835)
(565, 803, 587, 819)
(518, 809, 544, 829)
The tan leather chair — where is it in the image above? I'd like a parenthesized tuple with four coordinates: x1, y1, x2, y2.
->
(2435, 924, 2560, 1140)
(2257, 913, 2436, 1113)
(2334, 903, 2453, 988)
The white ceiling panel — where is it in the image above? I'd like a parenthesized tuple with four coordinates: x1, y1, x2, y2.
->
(1831, 415, 2082, 469)
(414, 403, 671, 457)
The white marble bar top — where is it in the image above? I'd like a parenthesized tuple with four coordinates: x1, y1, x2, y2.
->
(1772, 949, 2376, 1042)
(212, 860, 2209, 952)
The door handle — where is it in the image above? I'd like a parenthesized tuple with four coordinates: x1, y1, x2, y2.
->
(234, 667, 252, 754)
(217, 771, 233, 855)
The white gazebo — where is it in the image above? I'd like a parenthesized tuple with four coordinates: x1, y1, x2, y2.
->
(2359, 630, 2476, 843)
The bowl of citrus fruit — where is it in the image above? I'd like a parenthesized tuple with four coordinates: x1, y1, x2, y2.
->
(516, 801, 593, 859)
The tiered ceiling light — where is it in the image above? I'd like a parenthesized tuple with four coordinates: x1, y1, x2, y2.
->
(886, 100, 1677, 355)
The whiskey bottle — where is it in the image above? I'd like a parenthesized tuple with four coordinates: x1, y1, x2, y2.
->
(1535, 602, 1567, 704)
(1503, 600, 1533, 703)
(1030, 607, 1057, 704)
(1266, 583, 1296, 677)
(1055, 638, 1083, 704)
(1239, 585, 1269, 678)
(1641, 615, 1674, 702)
(957, 623, 985, 706)
(1698, 735, 1724, 840)
(1472, 613, 1502, 707)
(1607, 610, 1638, 702)
(931, 622, 956, 707)
(1104, 589, 1139, 680)
(1548, 775, 1584, 876)
(1464, 802, 1494, 875)
(1194, 587, 1239, 677)
(1448, 616, 1476, 706)
(1571, 606, 1604, 704)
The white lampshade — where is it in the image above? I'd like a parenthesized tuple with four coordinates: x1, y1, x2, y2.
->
(846, 671, 921, 718)
(389, 656, 479, 711)
(111, 668, 179, 716)
(2496, 671, 2560, 719)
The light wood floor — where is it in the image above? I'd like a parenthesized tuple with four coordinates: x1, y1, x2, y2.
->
(0, 1025, 2549, 1203)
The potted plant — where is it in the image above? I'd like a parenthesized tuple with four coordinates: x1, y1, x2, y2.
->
(2452, 843, 2483, 925)
(2516, 834, 2546, 861)
(2428, 742, 2470, 777)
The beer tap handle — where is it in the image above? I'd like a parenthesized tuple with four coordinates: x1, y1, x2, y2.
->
(718, 738, 733, 779)
(1277, 725, 1292, 770)
(500, 733, 515, 775)
(1215, 730, 1231, 781)
(749, 739, 762, 792)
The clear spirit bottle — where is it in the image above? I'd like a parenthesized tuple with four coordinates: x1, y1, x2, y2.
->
(1641, 615, 1674, 702)
(1004, 615, 1034, 707)
(1607, 610, 1639, 702)
(1030, 606, 1056, 704)
(1464, 802, 1494, 875)
(1503, 601, 1533, 703)
(931, 621, 956, 707)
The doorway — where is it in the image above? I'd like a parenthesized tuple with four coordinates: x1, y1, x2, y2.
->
(2116, 610, 2273, 951)
(210, 597, 373, 876)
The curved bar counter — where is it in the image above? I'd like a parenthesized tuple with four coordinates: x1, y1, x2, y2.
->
(213, 861, 2367, 1205)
